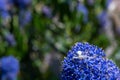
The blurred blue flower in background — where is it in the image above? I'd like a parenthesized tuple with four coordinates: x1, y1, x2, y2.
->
(0, 0, 7, 11)
(61, 42, 120, 80)
(0, 11, 10, 19)
(0, 0, 11, 20)
(42, 6, 52, 18)
(0, 0, 32, 27)
(87, 0, 94, 6)
(0, 56, 19, 80)
(106, 0, 112, 9)
(77, 3, 88, 23)
(13, 0, 32, 27)
(97, 11, 109, 27)
(4, 32, 16, 46)
(19, 10, 32, 28)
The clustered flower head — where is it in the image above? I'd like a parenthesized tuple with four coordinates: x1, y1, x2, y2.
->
(0, 56, 19, 80)
(61, 42, 120, 80)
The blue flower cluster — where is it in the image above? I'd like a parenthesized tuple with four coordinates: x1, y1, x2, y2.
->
(0, 56, 19, 80)
(61, 42, 120, 80)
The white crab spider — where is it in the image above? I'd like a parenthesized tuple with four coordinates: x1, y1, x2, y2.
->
(73, 51, 88, 59)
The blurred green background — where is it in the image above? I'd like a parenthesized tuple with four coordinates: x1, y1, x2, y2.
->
(0, 0, 120, 80)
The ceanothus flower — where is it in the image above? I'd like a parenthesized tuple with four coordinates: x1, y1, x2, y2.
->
(0, 56, 19, 80)
(61, 42, 120, 80)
